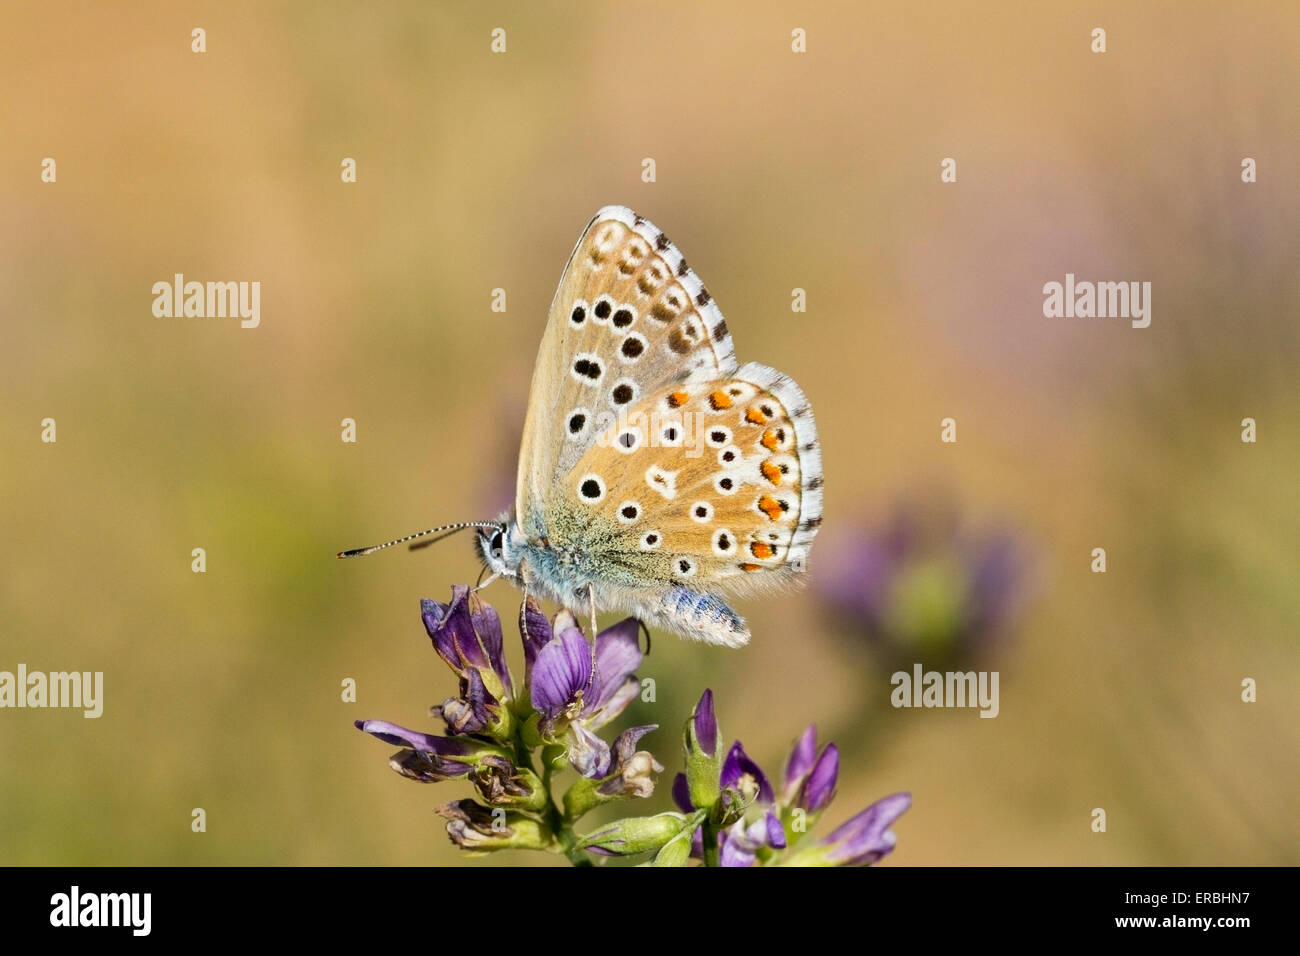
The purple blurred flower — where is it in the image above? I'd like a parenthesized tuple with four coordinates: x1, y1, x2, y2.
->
(817, 499, 1028, 664)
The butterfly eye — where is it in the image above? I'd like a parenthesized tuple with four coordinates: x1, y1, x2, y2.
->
(490, 529, 504, 559)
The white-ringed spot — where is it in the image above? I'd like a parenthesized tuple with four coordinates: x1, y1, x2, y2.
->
(569, 298, 590, 326)
(659, 420, 685, 446)
(566, 407, 592, 440)
(571, 352, 604, 385)
(619, 332, 647, 363)
(577, 473, 607, 504)
(614, 427, 643, 454)
(610, 378, 638, 407)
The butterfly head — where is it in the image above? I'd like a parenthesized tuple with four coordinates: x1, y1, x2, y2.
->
(476, 515, 523, 581)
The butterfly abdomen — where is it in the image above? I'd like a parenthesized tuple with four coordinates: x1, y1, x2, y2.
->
(646, 586, 749, 648)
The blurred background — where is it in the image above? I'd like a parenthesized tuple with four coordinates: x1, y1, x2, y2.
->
(2, 1, 1296, 865)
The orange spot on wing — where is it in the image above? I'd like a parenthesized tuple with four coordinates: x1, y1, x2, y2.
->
(758, 495, 783, 520)
(745, 407, 767, 425)
(709, 390, 733, 410)
(760, 429, 779, 451)
(750, 542, 775, 560)
(760, 461, 782, 485)
(739, 562, 762, 572)
(668, 390, 690, 408)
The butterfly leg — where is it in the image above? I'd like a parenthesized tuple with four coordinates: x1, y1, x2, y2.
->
(586, 583, 598, 638)
(584, 582, 601, 684)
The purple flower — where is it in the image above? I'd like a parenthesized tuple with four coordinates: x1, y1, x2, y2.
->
(693, 688, 718, 757)
(421, 588, 515, 737)
(422, 587, 512, 696)
(719, 812, 788, 867)
(597, 725, 663, 798)
(528, 613, 645, 778)
(434, 666, 495, 735)
(782, 724, 818, 803)
(822, 792, 912, 866)
(530, 621, 592, 725)
(720, 740, 776, 809)
(675, 736, 787, 866)
(354, 719, 488, 782)
(518, 596, 552, 679)
(671, 697, 911, 867)
(803, 744, 839, 812)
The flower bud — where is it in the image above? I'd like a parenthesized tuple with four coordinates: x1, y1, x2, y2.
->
(469, 756, 548, 812)
(684, 689, 721, 810)
(436, 799, 552, 852)
(576, 812, 690, 856)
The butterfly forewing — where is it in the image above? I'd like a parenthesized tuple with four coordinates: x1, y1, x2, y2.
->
(515, 206, 739, 536)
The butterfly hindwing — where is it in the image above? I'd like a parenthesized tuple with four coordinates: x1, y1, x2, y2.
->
(515, 206, 739, 538)
(559, 363, 823, 593)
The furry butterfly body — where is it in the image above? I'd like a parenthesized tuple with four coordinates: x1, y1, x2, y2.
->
(478, 206, 823, 647)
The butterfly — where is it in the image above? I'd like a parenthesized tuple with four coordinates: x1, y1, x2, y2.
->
(342, 207, 822, 647)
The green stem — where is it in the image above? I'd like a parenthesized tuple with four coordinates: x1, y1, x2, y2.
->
(702, 818, 720, 867)
(539, 750, 592, 866)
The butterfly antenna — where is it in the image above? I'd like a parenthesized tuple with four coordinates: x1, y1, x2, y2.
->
(336, 521, 500, 559)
